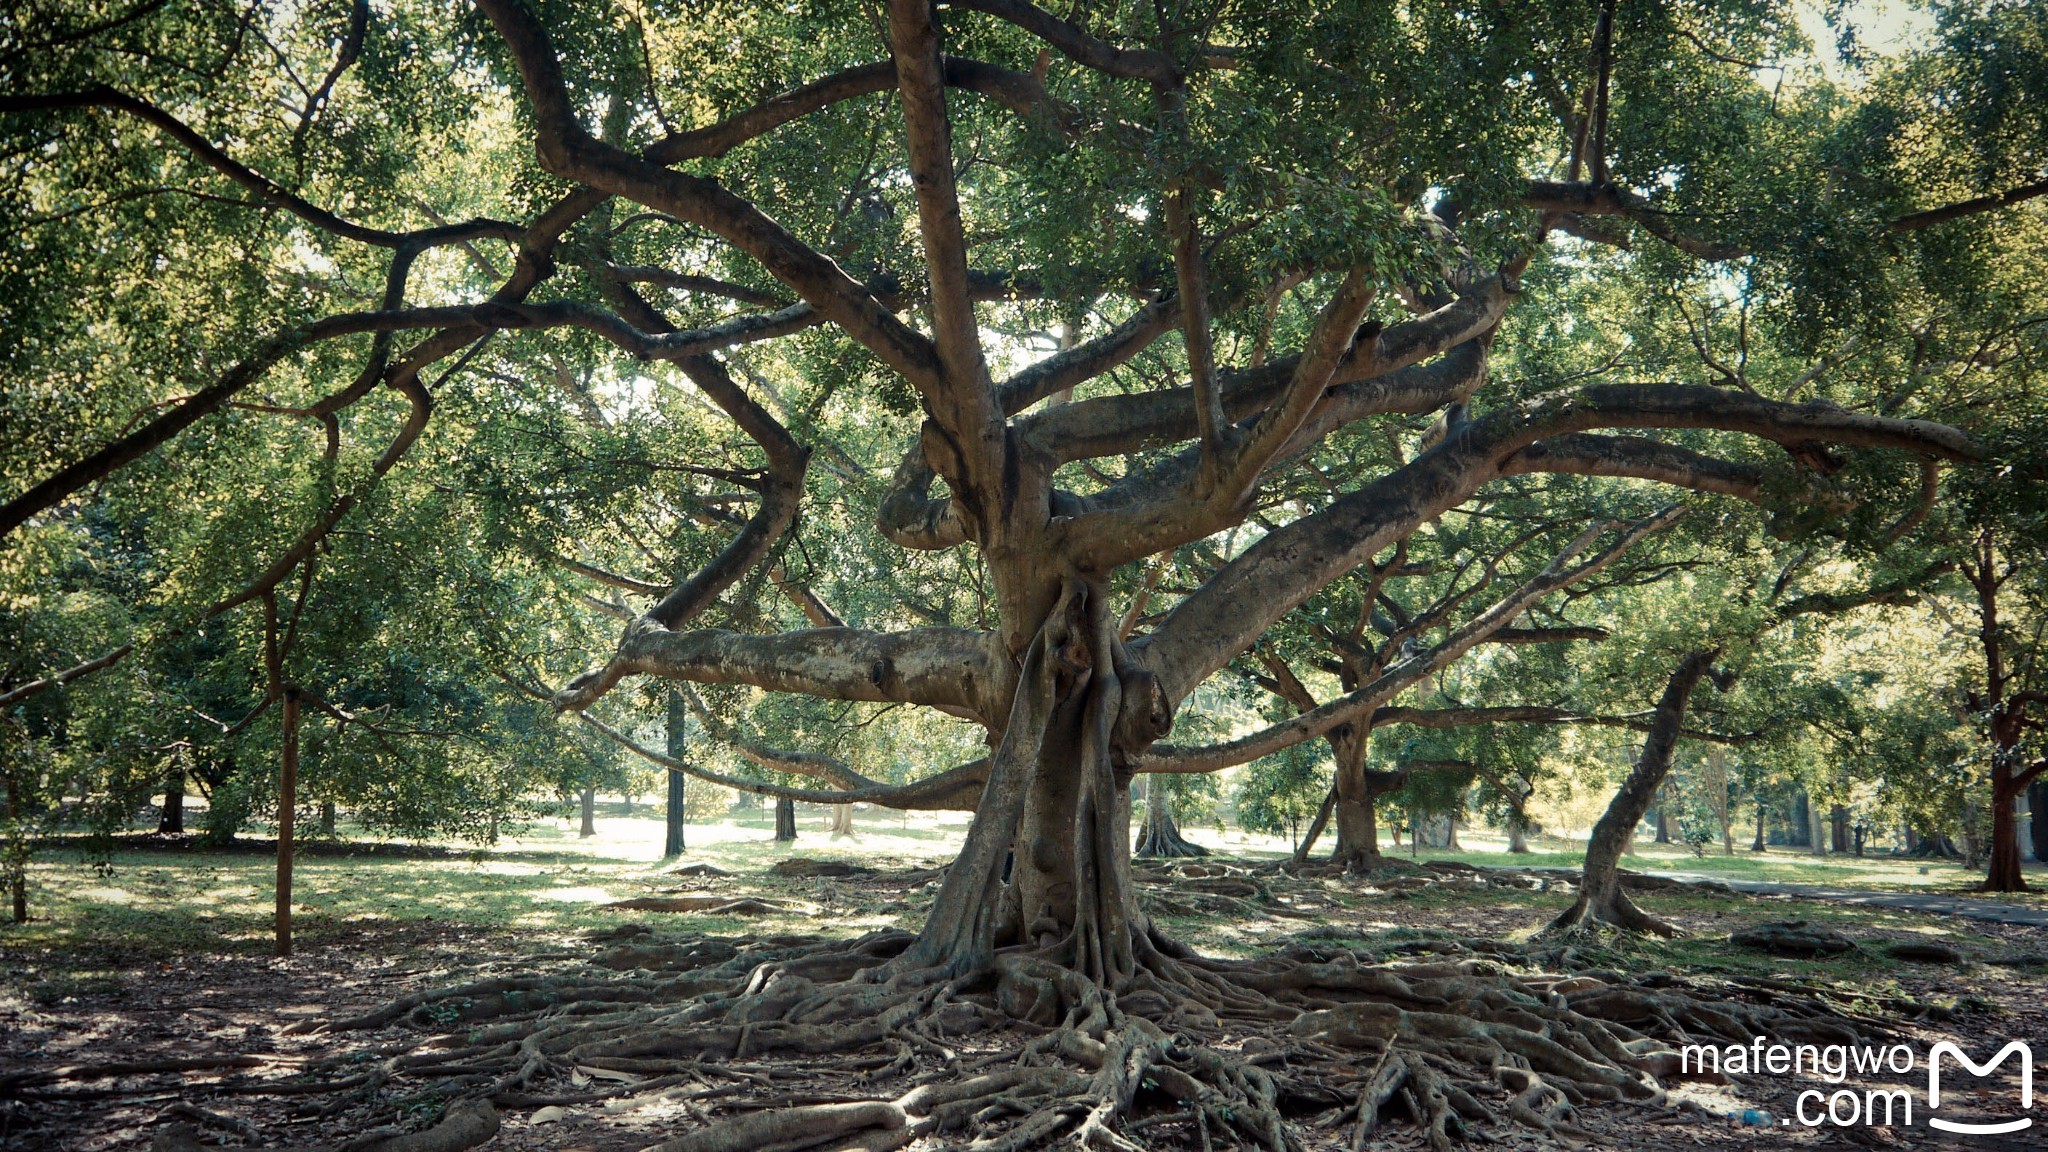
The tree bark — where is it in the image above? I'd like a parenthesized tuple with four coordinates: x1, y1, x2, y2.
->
(579, 786, 596, 838)
(1546, 651, 1715, 935)
(1806, 796, 1827, 856)
(1752, 800, 1767, 851)
(159, 764, 185, 835)
(1135, 774, 1207, 857)
(774, 795, 797, 842)
(830, 802, 854, 838)
(318, 800, 336, 837)
(664, 689, 687, 857)
(1652, 806, 1671, 844)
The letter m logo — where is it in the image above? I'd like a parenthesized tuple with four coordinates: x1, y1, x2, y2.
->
(1927, 1041, 2033, 1135)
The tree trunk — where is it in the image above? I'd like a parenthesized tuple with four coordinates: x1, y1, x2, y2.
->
(1443, 807, 1461, 851)
(774, 795, 797, 842)
(1546, 650, 1715, 936)
(1968, 539, 2031, 892)
(664, 689, 687, 857)
(1829, 805, 1849, 853)
(1986, 776, 2028, 892)
(895, 583, 1156, 981)
(318, 800, 336, 837)
(158, 763, 185, 835)
(1752, 801, 1767, 852)
(1327, 724, 1384, 871)
(1706, 747, 1734, 855)
(1507, 820, 1529, 854)
(1652, 806, 1671, 844)
(830, 801, 854, 838)
(1806, 797, 1827, 857)
(276, 687, 301, 958)
(579, 786, 596, 838)
(2030, 781, 2048, 864)
(1135, 775, 1206, 858)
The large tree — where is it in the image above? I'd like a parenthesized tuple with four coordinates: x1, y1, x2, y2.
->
(5, 0, 2040, 1146)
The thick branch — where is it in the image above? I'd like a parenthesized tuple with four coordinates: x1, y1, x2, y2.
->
(1136, 509, 1680, 771)
(1500, 434, 1765, 500)
(995, 297, 1179, 414)
(555, 624, 1001, 719)
(950, 0, 1180, 83)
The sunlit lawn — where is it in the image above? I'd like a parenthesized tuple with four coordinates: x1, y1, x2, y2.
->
(6, 799, 2036, 977)
(5, 803, 976, 964)
(1173, 821, 2031, 896)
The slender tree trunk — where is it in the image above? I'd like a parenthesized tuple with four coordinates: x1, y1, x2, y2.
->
(1135, 775, 1206, 857)
(2030, 781, 2048, 864)
(1546, 650, 1716, 935)
(1752, 801, 1767, 852)
(276, 687, 301, 958)
(1443, 807, 1461, 851)
(774, 795, 797, 842)
(159, 763, 185, 835)
(1706, 747, 1734, 855)
(318, 799, 336, 837)
(1967, 538, 2031, 892)
(1652, 806, 1671, 844)
(664, 689, 687, 857)
(579, 786, 596, 838)
(1829, 805, 1850, 853)
(1806, 798, 1828, 857)
(6, 764, 24, 919)
(1292, 788, 1336, 862)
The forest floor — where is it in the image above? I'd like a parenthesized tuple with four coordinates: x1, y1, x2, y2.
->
(3, 807, 2044, 1151)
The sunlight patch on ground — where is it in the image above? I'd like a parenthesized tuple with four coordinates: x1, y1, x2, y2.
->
(534, 885, 617, 904)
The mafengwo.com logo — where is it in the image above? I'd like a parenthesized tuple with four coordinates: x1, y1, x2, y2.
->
(1679, 1039, 2033, 1133)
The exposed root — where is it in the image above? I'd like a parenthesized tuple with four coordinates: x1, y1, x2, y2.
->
(1543, 882, 1681, 938)
(150, 1098, 498, 1152)
(172, 919, 1934, 1152)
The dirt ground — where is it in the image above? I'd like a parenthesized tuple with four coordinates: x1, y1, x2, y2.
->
(3, 853, 2044, 1152)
